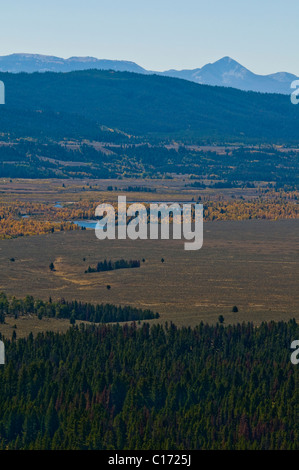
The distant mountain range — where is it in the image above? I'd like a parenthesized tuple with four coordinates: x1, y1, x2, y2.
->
(0, 54, 297, 95)
(159, 57, 299, 95)
(0, 54, 147, 74)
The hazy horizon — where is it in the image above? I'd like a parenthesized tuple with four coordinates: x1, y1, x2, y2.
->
(1, 0, 298, 76)
(0, 52, 297, 77)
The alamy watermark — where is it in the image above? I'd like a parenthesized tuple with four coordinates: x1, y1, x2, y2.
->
(290, 80, 299, 105)
(0, 81, 5, 105)
(0, 341, 4, 365)
(290, 340, 299, 365)
(95, 197, 203, 251)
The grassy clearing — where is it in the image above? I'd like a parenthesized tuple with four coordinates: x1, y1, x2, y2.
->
(0, 219, 297, 336)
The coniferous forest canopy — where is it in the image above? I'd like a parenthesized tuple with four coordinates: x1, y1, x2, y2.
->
(0, 321, 298, 450)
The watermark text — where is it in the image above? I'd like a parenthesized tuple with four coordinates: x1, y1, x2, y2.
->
(95, 197, 203, 251)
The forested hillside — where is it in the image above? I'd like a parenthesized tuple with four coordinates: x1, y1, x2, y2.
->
(0, 70, 298, 142)
(0, 139, 298, 184)
(0, 320, 298, 450)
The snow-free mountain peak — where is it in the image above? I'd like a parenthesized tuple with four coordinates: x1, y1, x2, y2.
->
(0, 53, 297, 94)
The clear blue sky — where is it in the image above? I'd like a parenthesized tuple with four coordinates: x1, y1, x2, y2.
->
(1, 0, 298, 74)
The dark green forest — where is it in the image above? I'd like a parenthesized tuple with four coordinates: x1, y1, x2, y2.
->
(0, 294, 158, 324)
(86, 259, 141, 274)
(0, 70, 298, 143)
(0, 320, 297, 450)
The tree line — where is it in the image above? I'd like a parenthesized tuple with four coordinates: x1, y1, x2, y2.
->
(85, 259, 141, 274)
(0, 293, 159, 324)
